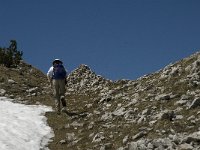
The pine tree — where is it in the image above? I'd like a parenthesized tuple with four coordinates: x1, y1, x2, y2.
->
(0, 40, 23, 67)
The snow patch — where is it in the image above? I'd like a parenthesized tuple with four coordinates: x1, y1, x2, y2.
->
(0, 97, 54, 150)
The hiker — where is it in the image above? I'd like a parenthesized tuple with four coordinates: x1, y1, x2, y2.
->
(47, 59, 67, 114)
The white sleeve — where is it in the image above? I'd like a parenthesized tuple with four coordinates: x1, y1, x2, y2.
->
(47, 66, 53, 78)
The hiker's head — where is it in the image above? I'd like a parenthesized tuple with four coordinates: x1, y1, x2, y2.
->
(52, 59, 63, 65)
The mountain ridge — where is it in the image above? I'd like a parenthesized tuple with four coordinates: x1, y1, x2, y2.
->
(1, 51, 200, 149)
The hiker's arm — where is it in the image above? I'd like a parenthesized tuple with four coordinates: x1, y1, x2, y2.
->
(47, 67, 53, 86)
(47, 75, 52, 83)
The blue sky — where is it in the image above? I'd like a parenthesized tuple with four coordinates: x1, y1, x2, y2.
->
(1, 0, 200, 80)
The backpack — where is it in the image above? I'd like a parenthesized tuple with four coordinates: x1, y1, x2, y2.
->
(52, 64, 67, 79)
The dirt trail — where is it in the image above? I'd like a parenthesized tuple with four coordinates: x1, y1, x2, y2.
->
(46, 112, 70, 150)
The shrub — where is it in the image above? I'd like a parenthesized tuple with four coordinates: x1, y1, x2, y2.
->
(0, 40, 23, 67)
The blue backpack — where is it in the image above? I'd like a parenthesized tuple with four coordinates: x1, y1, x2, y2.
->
(52, 64, 67, 79)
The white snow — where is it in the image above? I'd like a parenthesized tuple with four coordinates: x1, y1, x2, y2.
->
(0, 97, 54, 150)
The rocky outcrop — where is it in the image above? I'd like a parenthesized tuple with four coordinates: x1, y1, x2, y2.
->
(66, 64, 112, 94)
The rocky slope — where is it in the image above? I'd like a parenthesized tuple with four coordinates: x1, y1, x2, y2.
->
(1, 52, 200, 150)
(0, 61, 52, 105)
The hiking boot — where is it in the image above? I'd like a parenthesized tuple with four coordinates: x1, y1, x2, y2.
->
(57, 111, 61, 115)
(61, 107, 67, 113)
(60, 96, 67, 107)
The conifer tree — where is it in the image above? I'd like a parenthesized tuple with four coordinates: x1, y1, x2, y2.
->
(0, 40, 23, 67)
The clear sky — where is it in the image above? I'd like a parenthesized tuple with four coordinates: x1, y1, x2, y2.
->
(1, 0, 200, 80)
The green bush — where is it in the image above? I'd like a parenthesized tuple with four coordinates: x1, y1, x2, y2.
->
(0, 40, 23, 67)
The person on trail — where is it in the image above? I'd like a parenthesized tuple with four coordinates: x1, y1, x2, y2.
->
(47, 59, 67, 114)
